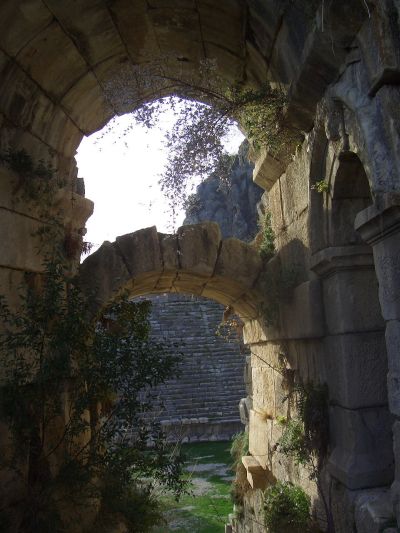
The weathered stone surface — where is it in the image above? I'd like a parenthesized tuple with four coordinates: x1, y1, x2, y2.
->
(177, 222, 221, 278)
(116, 226, 162, 278)
(355, 488, 395, 533)
(43, 0, 125, 67)
(79, 225, 262, 320)
(252, 147, 284, 190)
(324, 332, 388, 409)
(61, 71, 114, 134)
(280, 280, 325, 339)
(373, 240, 400, 322)
(242, 455, 270, 489)
(321, 268, 384, 335)
(251, 366, 276, 415)
(279, 146, 310, 227)
(214, 238, 262, 289)
(248, 409, 270, 469)
(159, 233, 179, 271)
(53, 190, 94, 231)
(0, 0, 53, 57)
(311, 245, 374, 276)
(202, 276, 247, 305)
(230, 292, 260, 320)
(243, 319, 266, 345)
(171, 272, 206, 296)
(328, 405, 394, 490)
(244, 356, 252, 396)
(359, 2, 400, 95)
(79, 241, 131, 312)
(385, 320, 400, 375)
(0, 209, 43, 272)
(16, 21, 88, 101)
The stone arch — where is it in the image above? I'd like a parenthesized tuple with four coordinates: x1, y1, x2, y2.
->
(328, 152, 373, 247)
(0, 1, 371, 190)
(78, 222, 263, 322)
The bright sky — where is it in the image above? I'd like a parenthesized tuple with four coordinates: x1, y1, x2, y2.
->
(75, 100, 244, 255)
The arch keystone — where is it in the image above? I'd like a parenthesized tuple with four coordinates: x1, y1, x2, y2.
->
(115, 226, 162, 279)
(177, 222, 221, 278)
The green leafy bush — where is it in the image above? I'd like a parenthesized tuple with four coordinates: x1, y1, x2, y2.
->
(230, 431, 249, 469)
(263, 481, 311, 533)
(0, 260, 186, 532)
(278, 419, 309, 465)
(230, 431, 250, 507)
(258, 211, 275, 258)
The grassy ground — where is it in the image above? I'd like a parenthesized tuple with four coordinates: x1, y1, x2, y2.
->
(152, 441, 234, 533)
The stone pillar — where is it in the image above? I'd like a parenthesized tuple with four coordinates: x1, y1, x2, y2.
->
(355, 195, 400, 523)
(311, 245, 393, 490)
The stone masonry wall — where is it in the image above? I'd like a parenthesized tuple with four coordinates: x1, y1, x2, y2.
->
(142, 293, 247, 442)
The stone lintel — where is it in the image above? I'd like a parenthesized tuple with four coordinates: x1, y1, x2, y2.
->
(242, 455, 270, 490)
(355, 195, 400, 245)
(252, 147, 284, 191)
(310, 245, 373, 277)
(355, 197, 400, 321)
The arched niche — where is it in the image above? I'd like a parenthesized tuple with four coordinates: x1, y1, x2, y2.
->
(311, 150, 391, 492)
(329, 152, 373, 247)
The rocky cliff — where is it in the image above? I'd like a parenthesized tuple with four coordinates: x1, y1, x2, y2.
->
(183, 142, 263, 241)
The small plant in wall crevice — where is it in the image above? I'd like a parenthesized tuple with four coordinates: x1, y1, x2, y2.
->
(277, 381, 335, 533)
(263, 481, 311, 533)
(258, 211, 276, 259)
(311, 179, 330, 194)
(0, 147, 63, 205)
(230, 431, 250, 511)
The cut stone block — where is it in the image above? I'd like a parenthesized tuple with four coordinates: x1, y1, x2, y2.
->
(324, 332, 388, 409)
(116, 226, 162, 278)
(328, 405, 394, 490)
(355, 488, 395, 533)
(242, 455, 270, 489)
(253, 146, 285, 190)
(355, 197, 400, 321)
(177, 222, 221, 278)
(321, 268, 384, 335)
(248, 409, 269, 469)
(79, 241, 131, 313)
(213, 238, 262, 290)
(280, 280, 325, 339)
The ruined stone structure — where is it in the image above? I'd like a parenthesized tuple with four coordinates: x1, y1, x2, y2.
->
(141, 293, 246, 442)
(2, 1, 400, 531)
